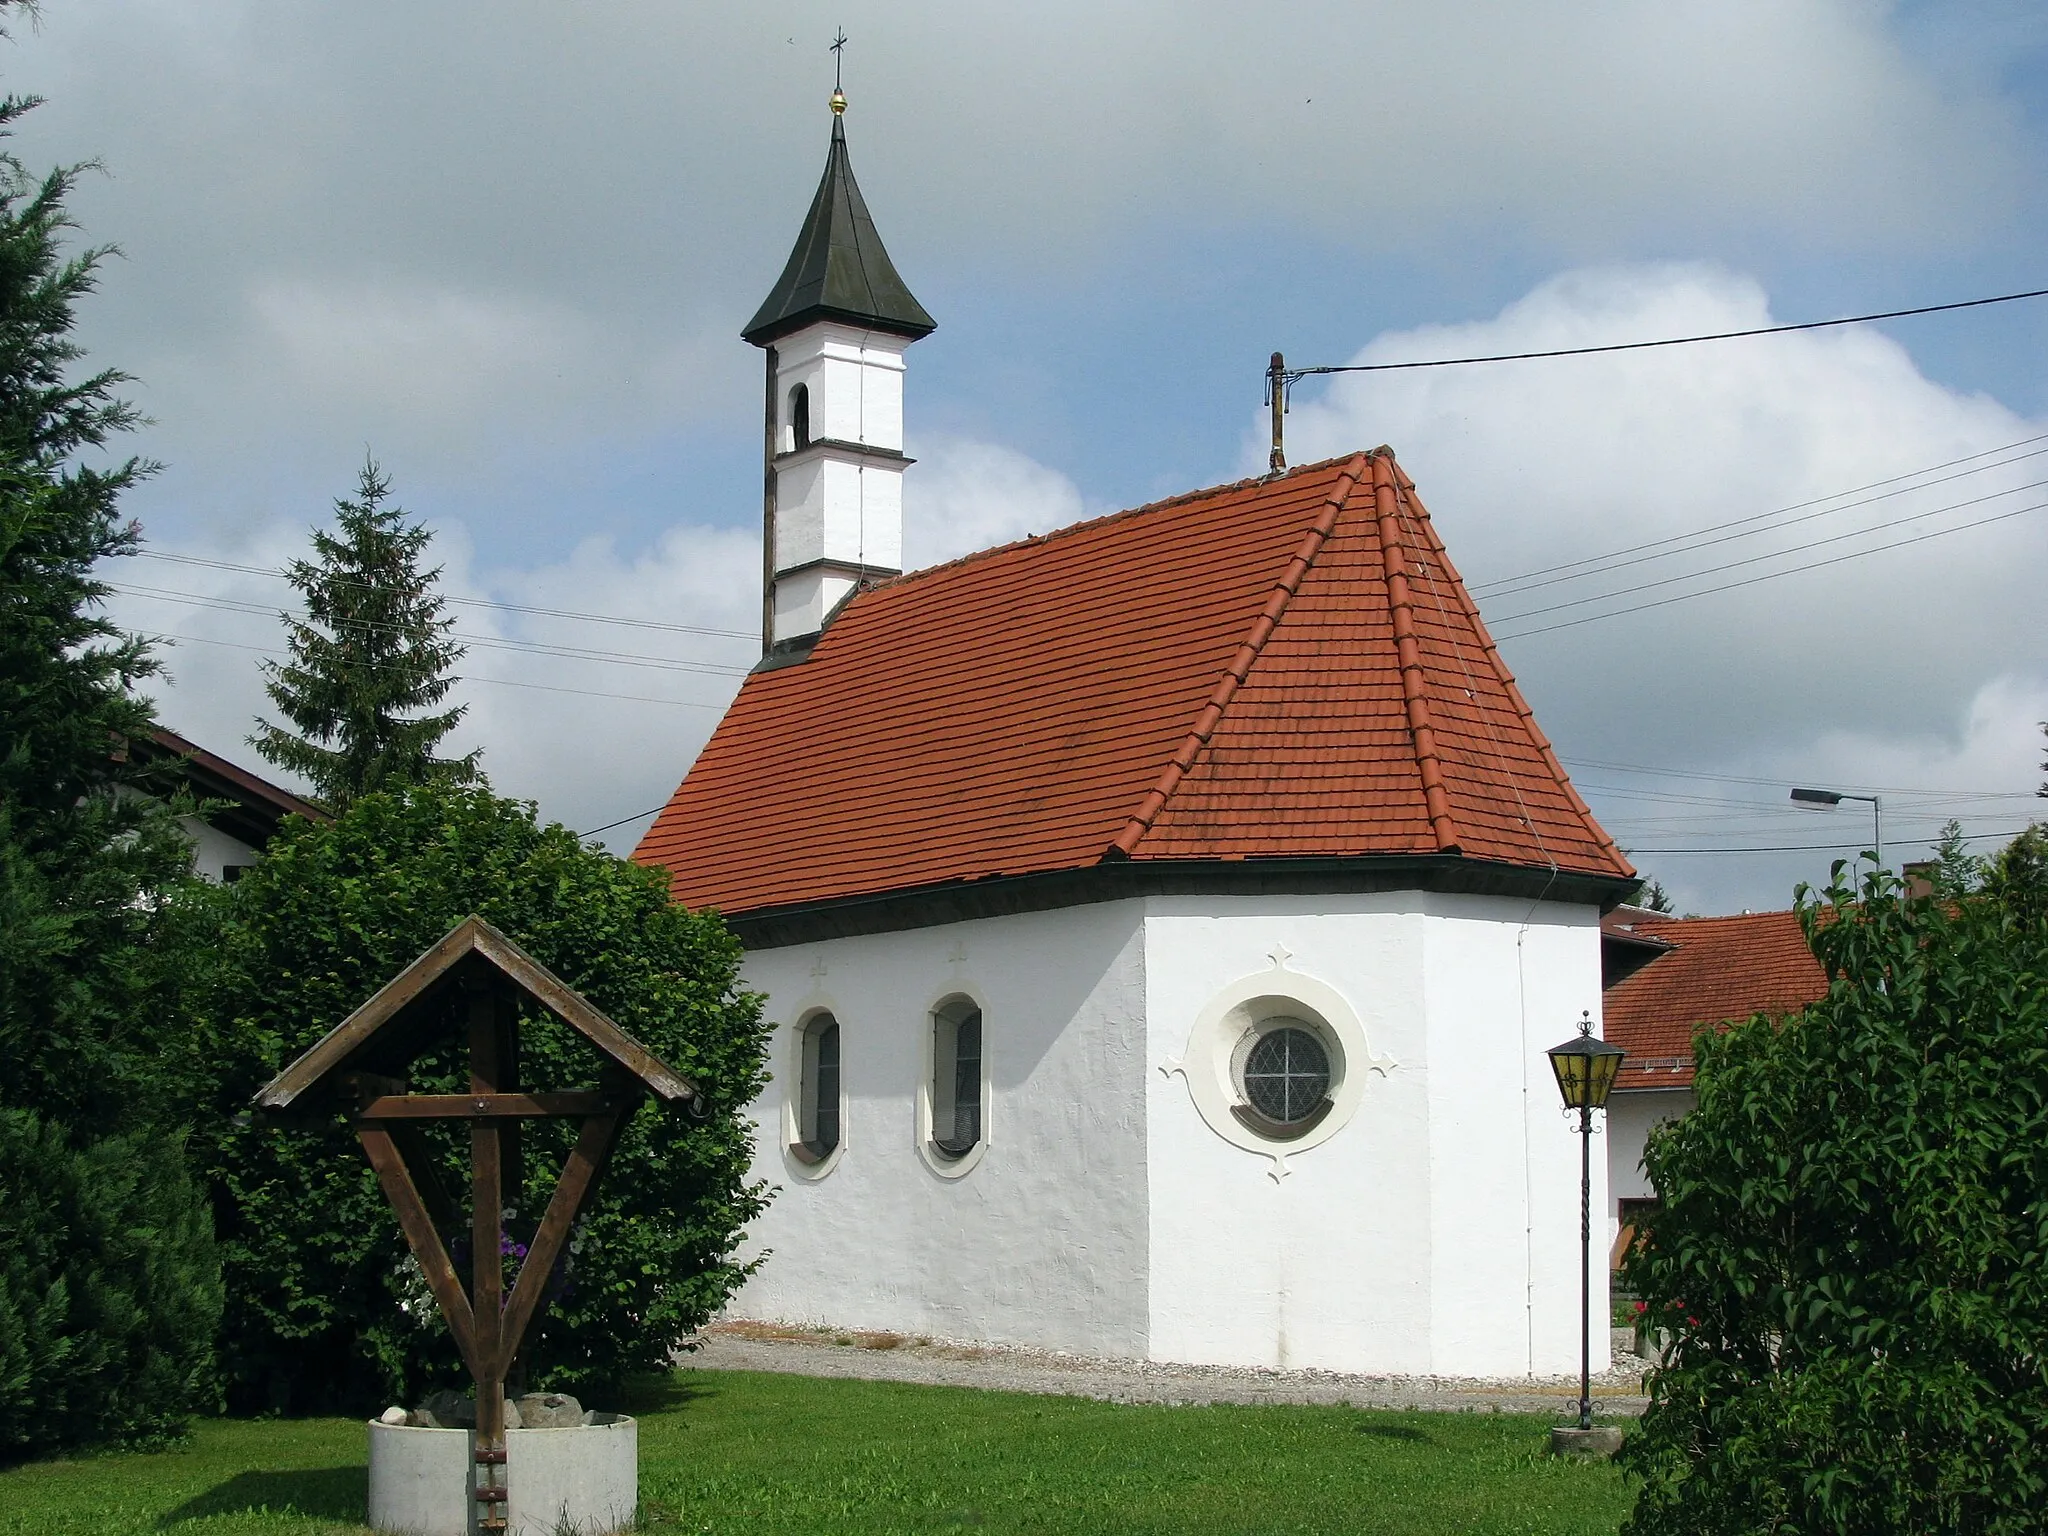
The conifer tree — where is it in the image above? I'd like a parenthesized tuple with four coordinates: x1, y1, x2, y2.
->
(253, 460, 480, 807)
(0, 44, 222, 1455)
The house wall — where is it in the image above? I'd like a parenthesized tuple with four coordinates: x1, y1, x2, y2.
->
(1143, 891, 1608, 1377)
(727, 900, 1152, 1356)
(1605, 1088, 1695, 1249)
(181, 816, 260, 883)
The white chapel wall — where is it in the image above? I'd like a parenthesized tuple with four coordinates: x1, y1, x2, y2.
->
(726, 900, 1152, 1356)
(1142, 891, 1608, 1378)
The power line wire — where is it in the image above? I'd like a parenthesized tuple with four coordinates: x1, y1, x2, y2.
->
(1625, 827, 2029, 855)
(1282, 285, 2048, 380)
(146, 629, 729, 709)
(109, 583, 753, 678)
(1493, 498, 2045, 640)
(1474, 445, 2048, 602)
(1490, 487, 2047, 628)
(130, 548, 757, 641)
(1469, 431, 2048, 595)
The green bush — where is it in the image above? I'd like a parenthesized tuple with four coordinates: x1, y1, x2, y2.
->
(0, 1110, 223, 1460)
(167, 781, 771, 1413)
(1620, 861, 2048, 1534)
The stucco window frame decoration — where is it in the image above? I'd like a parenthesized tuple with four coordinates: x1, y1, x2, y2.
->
(916, 992, 989, 1179)
(1164, 948, 1395, 1179)
(782, 1008, 847, 1180)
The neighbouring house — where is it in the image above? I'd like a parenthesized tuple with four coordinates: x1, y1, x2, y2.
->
(630, 94, 1642, 1379)
(131, 726, 329, 882)
(1599, 907, 1829, 1267)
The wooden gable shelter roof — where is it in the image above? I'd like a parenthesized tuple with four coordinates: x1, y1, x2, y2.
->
(636, 449, 1634, 937)
(256, 915, 695, 1111)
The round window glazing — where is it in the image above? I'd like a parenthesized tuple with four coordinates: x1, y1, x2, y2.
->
(1241, 1025, 1331, 1125)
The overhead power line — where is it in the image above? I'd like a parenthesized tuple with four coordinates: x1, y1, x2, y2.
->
(1490, 497, 2044, 641)
(1489, 489, 2048, 630)
(1280, 284, 2048, 382)
(1473, 440, 2048, 602)
(109, 583, 753, 678)
(1625, 827, 2029, 856)
(146, 629, 728, 710)
(130, 549, 757, 642)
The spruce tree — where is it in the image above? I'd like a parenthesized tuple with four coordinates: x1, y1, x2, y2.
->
(253, 460, 480, 807)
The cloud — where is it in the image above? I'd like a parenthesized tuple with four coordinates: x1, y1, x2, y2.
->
(903, 438, 1088, 569)
(1275, 262, 2047, 911)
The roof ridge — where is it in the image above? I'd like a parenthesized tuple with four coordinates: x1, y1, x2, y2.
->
(874, 452, 1374, 593)
(1108, 452, 1371, 858)
(1370, 456, 1462, 853)
(1391, 464, 1633, 876)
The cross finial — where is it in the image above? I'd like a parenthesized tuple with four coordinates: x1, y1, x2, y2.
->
(829, 28, 849, 110)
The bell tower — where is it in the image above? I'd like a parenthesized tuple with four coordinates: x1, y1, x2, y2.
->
(743, 86, 935, 657)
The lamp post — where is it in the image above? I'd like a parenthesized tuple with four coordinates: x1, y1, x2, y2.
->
(1546, 1010, 1626, 1439)
(1790, 786, 1884, 869)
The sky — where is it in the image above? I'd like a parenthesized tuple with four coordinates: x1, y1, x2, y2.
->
(8, 0, 2047, 915)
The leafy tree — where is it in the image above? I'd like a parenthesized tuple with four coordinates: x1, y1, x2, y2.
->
(1983, 822, 2047, 921)
(167, 782, 771, 1412)
(252, 459, 479, 809)
(1619, 858, 2048, 1534)
(0, 48, 222, 1457)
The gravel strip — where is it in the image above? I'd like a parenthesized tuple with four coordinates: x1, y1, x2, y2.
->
(680, 1325, 1649, 1417)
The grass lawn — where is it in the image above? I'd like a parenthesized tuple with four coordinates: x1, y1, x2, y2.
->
(0, 1369, 1632, 1536)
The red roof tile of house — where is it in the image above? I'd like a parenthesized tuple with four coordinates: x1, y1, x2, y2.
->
(634, 449, 1633, 919)
(1603, 910, 1829, 1090)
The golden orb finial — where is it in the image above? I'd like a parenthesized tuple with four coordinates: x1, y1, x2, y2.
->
(830, 88, 847, 115)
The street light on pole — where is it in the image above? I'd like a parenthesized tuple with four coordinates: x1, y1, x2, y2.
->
(1790, 786, 1884, 869)
(1545, 1010, 1625, 1452)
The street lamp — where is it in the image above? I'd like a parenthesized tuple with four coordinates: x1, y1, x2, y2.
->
(1790, 786, 1884, 869)
(1546, 1010, 1626, 1436)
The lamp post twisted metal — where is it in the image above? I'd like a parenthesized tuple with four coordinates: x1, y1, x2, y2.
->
(1546, 1010, 1626, 1434)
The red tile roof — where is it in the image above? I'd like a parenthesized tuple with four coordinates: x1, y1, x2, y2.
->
(1603, 910, 1829, 1090)
(634, 449, 1633, 920)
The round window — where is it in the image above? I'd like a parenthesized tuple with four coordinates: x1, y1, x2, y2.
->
(1241, 1024, 1331, 1124)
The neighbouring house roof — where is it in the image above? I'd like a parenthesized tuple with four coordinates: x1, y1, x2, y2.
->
(741, 112, 936, 347)
(1603, 909, 1829, 1090)
(635, 449, 1634, 935)
(134, 726, 330, 847)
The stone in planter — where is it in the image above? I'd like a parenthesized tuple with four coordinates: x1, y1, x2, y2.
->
(515, 1391, 583, 1429)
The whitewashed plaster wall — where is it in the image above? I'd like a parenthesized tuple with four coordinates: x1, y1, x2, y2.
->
(728, 900, 1152, 1356)
(1143, 892, 1609, 1378)
(726, 888, 1610, 1377)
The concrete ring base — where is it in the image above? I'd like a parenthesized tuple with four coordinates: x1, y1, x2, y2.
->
(1549, 1424, 1625, 1459)
(367, 1415, 637, 1535)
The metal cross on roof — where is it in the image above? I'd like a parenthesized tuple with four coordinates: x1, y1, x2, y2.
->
(830, 27, 848, 92)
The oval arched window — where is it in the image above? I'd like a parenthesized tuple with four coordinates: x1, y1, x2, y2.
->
(930, 999, 982, 1159)
(792, 1012, 840, 1163)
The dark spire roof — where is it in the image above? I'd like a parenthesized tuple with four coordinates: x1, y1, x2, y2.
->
(742, 111, 936, 347)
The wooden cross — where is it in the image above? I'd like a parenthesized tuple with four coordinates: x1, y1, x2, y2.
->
(258, 918, 697, 1533)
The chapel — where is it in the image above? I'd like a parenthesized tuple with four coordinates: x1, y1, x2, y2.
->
(634, 92, 1639, 1377)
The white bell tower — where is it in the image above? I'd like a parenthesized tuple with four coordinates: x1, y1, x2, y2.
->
(743, 89, 935, 657)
